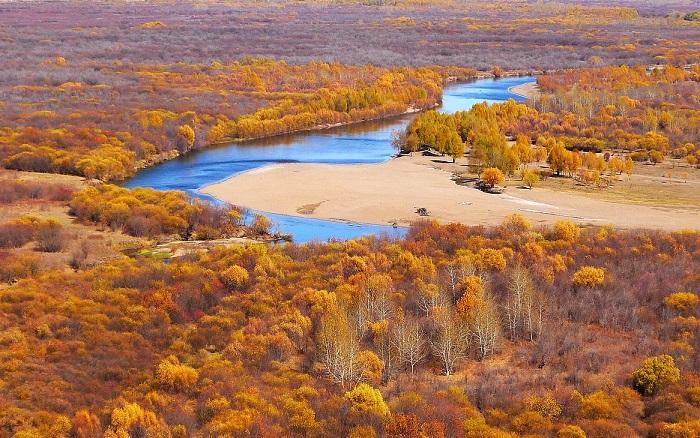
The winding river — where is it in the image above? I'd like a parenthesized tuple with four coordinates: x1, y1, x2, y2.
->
(124, 76, 535, 242)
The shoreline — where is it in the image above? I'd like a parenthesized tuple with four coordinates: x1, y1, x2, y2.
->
(134, 101, 438, 171)
(202, 154, 700, 232)
(205, 101, 438, 149)
(508, 81, 540, 100)
(134, 73, 537, 173)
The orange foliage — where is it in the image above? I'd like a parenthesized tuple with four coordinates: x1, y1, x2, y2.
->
(0, 219, 697, 436)
(68, 184, 260, 239)
(0, 60, 455, 181)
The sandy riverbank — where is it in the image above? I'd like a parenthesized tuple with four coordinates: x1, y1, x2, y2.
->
(510, 81, 540, 99)
(202, 154, 700, 231)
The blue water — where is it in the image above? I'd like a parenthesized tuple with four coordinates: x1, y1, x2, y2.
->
(124, 76, 534, 242)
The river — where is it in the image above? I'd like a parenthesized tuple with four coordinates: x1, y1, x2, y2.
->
(124, 76, 535, 242)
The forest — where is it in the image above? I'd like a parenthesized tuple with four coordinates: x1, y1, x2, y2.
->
(2, 1, 699, 69)
(0, 60, 452, 181)
(397, 64, 699, 189)
(2, 0, 700, 182)
(0, 214, 698, 437)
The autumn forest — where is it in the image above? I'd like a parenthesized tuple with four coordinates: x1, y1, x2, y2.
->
(0, 1, 699, 438)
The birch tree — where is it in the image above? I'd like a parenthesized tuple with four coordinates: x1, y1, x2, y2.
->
(392, 316, 427, 374)
(416, 280, 447, 317)
(505, 263, 545, 341)
(504, 263, 530, 340)
(431, 308, 468, 376)
(317, 309, 361, 388)
(363, 273, 394, 322)
(470, 292, 502, 359)
(443, 257, 477, 303)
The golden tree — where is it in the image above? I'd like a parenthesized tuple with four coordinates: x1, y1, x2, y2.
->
(571, 266, 605, 288)
(481, 167, 505, 189)
(632, 354, 681, 395)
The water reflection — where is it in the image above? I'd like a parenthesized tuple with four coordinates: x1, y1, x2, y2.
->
(124, 76, 534, 242)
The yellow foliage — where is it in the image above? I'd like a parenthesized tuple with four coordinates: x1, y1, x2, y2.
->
(554, 220, 581, 242)
(348, 425, 377, 438)
(177, 124, 196, 148)
(664, 292, 699, 314)
(499, 213, 531, 235)
(75, 144, 136, 181)
(344, 383, 390, 418)
(141, 21, 167, 29)
(281, 394, 318, 432)
(207, 408, 256, 436)
(463, 416, 516, 438)
(251, 214, 272, 235)
(203, 396, 231, 420)
(557, 425, 587, 438)
(69, 183, 241, 238)
(219, 265, 250, 289)
(510, 410, 552, 434)
(72, 409, 101, 438)
(632, 354, 681, 396)
(59, 82, 82, 90)
(136, 110, 175, 129)
(658, 420, 700, 438)
(522, 168, 540, 188)
(171, 424, 187, 438)
(687, 386, 700, 407)
(156, 356, 199, 392)
(105, 403, 161, 438)
(525, 392, 562, 419)
(572, 266, 605, 288)
(478, 248, 507, 271)
(456, 275, 483, 316)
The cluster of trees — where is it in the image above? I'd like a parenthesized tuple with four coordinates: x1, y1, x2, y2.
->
(528, 65, 700, 166)
(206, 65, 447, 144)
(400, 64, 700, 188)
(400, 102, 535, 174)
(4, 0, 700, 183)
(68, 184, 270, 240)
(0, 215, 67, 253)
(399, 100, 636, 189)
(539, 135, 635, 188)
(0, 217, 697, 437)
(0, 215, 74, 283)
(0, 252, 41, 284)
(397, 110, 466, 161)
(0, 57, 454, 182)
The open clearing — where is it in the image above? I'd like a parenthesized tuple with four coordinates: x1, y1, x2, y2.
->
(202, 154, 700, 231)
